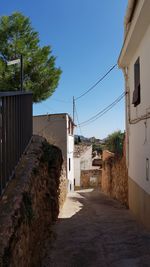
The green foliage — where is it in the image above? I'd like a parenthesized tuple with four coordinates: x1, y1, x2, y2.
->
(105, 130, 125, 155)
(74, 136, 81, 145)
(0, 12, 62, 102)
(92, 143, 103, 155)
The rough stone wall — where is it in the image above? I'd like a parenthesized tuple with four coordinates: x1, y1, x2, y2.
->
(101, 150, 128, 207)
(80, 169, 101, 189)
(0, 135, 67, 267)
(59, 168, 67, 210)
(101, 151, 114, 194)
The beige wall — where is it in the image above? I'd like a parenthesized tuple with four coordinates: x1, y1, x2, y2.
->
(33, 114, 68, 183)
(33, 115, 67, 164)
(129, 177, 150, 230)
(33, 114, 75, 192)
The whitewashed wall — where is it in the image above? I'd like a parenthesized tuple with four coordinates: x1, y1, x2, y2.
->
(74, 146, 92, 187)
(127, 23, 150, 195)
(67, 135, 74, 191)
(80, 146, 92, 170)
(74, 157, 81, 187)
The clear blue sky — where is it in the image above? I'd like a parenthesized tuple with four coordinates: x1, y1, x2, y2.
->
(1, 0, 128, 139)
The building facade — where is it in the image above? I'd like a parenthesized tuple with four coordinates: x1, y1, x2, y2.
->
(33, 113, 75, 192)
(118, 0, 150, 228)
(74, 145, 92, 187)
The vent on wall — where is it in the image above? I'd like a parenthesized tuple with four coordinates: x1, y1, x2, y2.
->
(146, 158, 149, 181)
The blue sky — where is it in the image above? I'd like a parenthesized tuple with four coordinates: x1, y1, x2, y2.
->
(1, 0, 128, 138)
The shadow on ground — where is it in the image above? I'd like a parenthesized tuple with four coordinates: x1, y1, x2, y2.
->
(42, 189, 150, 267)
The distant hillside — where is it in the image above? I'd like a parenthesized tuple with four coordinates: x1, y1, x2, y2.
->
(75, 135, 103, 144)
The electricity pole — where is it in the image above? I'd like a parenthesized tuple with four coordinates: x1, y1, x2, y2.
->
(73, 96, 75, 123)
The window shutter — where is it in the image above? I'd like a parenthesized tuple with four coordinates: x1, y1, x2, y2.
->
(132, 57, 141, 107)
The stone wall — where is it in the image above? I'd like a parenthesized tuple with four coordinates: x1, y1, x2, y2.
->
(0, 135, 67, 267)
(80, 169, 101, 189)
(101, 150, 128, 207)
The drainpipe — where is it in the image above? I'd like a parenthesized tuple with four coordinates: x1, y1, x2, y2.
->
(123, 67, 130, 169)
(124, 0, 137, 36)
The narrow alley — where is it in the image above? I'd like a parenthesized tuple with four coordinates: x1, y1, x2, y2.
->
(42, 189, 150, 267)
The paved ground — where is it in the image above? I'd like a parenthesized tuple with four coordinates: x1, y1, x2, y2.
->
(42, 189, 150, 267)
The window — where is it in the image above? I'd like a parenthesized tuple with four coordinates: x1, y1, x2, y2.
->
(69, 158, 71, 171)
(132, 57, 141, 107)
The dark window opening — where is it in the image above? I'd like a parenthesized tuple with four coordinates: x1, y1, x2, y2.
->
(132, 57, 141, 107)
(69, 158, 71, 171)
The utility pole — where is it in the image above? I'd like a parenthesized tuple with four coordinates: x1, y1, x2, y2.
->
(73, 96, 75, 123)
(20, 55, 23, 91)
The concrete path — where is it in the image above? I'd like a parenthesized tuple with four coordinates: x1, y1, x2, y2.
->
(42, 189, 150, 267)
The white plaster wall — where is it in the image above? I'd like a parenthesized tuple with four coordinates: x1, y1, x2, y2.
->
(74, 157, 81, 187)
(67, 134, 74, 192)
(127, 23, 150, 195)
(74, 146, 92, 187)
(80, 146, 92, 170)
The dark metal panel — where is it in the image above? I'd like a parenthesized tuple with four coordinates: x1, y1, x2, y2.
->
(0, 92, 33, 196)
(2, 97, 6, 190)
(0, 98, 2, 195)
(0, 92, 32, 97)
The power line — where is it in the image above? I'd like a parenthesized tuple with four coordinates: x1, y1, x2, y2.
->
(75, 63, 117, 101)
(79, 93, 126, 127)
(78, 92, 124, 126)
(79, 92, 125, 126)
(78, 92, 126, 127)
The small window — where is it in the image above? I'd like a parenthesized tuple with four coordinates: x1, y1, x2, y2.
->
(69, 158, 71, 171)
(132, 57, 141, 107)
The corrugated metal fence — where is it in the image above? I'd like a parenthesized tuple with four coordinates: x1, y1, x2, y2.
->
(0, 92, 32, 196)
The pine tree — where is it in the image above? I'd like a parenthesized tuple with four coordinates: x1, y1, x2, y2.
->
(0, 12, 62, 102)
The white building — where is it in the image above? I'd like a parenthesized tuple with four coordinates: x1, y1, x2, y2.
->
(33, 113, 75, 192)
(74, 145, 92, 187)
(118, 0, 150, 228)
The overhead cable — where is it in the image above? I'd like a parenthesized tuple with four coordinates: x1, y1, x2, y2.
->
(75, 63, 117, 101)
(78, 92, 126, 127)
